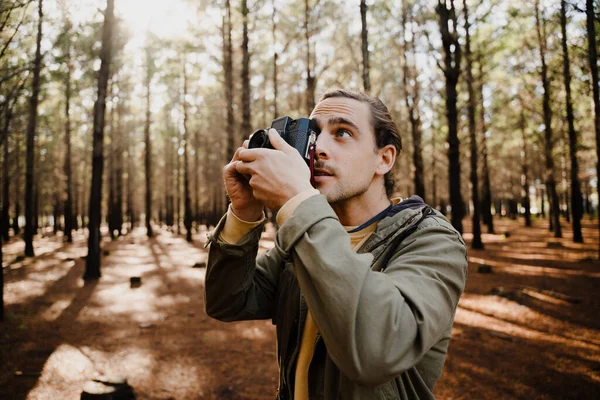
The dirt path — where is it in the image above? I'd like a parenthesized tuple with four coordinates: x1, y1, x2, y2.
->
(1, 217, 599, 399)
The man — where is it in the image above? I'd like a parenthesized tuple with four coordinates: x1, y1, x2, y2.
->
(205, 89, 468, 399)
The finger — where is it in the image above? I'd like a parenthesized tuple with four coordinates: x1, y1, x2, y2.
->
(268, 129, 295, 154)
(235, 160, 254, 176)
(242, 140, 249, 149)
(238, 148, 272, 162)
(231, 146, 246, 162)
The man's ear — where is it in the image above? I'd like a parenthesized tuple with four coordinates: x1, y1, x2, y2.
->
(375, 145, 396, 176)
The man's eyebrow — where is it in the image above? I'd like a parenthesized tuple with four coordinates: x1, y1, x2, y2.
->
(314, 116, 360, 132)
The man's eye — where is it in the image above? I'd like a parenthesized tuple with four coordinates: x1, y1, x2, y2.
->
(335, 129, 352, 138)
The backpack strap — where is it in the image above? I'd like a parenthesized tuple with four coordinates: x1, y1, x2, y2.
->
(379, 206, 436, 272)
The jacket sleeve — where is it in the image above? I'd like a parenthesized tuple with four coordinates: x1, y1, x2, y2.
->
(204, 213, 284, 322)
(276, 195, 468, 386)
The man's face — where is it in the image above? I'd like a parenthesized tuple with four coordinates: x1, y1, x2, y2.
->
(309, 97, 387, 205)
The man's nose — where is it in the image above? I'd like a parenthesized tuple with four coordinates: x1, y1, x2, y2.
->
(315, 131, 330, 160)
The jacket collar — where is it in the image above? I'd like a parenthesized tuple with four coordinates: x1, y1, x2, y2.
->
(358, 195, 431, 255)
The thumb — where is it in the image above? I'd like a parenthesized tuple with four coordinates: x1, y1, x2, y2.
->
(268, 129, 294, 154)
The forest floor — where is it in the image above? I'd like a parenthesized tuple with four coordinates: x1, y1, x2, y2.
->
(1, 216, 599, 399)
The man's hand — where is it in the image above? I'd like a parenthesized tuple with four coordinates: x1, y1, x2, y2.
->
(223, 141, 264, 222)
(236, 129, 313, 211)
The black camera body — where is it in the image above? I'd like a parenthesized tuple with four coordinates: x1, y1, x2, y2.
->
(249, 116, 319, 164)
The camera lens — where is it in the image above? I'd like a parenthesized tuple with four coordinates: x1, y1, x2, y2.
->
(249, 129, 270, 148)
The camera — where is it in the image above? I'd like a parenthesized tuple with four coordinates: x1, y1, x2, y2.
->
(249, 116, 320, 164)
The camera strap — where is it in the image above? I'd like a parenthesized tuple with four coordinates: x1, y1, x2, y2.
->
(309, 141, 317, 188)
(347, 204, 393, 233)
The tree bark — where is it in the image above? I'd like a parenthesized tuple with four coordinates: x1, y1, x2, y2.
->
(402, 2, 425, 201)
(13, 134, 20, 236)
(586, 0, 600, 254)
(477, 57, 494, 234)
(272, 0, 278, 119)
(63, 33, 73, 243)
(437, 0, 463, 234)
(24, 0, 43, 257)
(2, 137, 9, 242)
(241, 0, 251, 144)
(84, 0, 114, 280)
(360, 0, 371, 92)
(519, 104, 532, 227)
(463, 0, 483, 249)
(560, 0, 583, 242)
(144, 45, 153, 238)
(224, 0, 235, 162)
(535, 0, 561, 238)
(182, 63, 192, 242)
(305, 0, 315, 113)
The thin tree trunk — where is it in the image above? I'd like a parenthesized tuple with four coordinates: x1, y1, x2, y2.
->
(13, 134, 20, 236)
(519, 104, 532, 227)
(24, 0, 44, 257)
(84, 0, 114, 280)
(127, 131, 134, 232)
(194, 129, 200, 229)
(463, 0, 483, 248)
(437, 0, 463, 234)
(115, 94, 123, 236)
(224, 0, 235, 162)
(477, 57, 494, 234)
(272, 0, 278, 119)
(176, 146, 181, 236)
(182, 63, 192, 242)
(63, 40, 73, 243)
(1, 230, 3, 321)
(561, 0, 583, 242)
(402, 3, 425, 201)
(241, 0, 251, 144)
(586, 0, 600, 254)
(360, 0, 371, 92)
(535, 0, 561, 238)
(305, 0, 315, 113)
(2, 121, 10, 242)
(144, 46, 153, 238)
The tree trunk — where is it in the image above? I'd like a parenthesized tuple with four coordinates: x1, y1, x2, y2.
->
(115, 95, 123, 236)
(84, 0, 114, 280)
(127, 131, 134, 232)
(586, 0, 600, 254)
(402, 3, 425, 201)
(24, 0, 44, 257)
(519, 104, 532, 227)
(194, 129, 200, 229)
(13, 134, 20, 236)
(360, 0, 371, 92)
(477, 61, 494, 233)
(437, 0, 463, 234)
(183, 63, 192, 242)
(241, 0, 251, 144)
(2, 124, 10, 242)
(176, 145, 181, 236)
(305, 0, 315, 113)
(144, 46, 153, 238)
(535, 0, 562, 238)
(272, 0, 278, 119)
(224, 0, 235, 162)
(463, 0, 483, 249)
(560, 0, 583, 242)
(63, 45, 73, 243)
(1, 232, 3, 321)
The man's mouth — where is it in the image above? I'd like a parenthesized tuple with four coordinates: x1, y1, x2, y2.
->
(313, 168, 333, 177)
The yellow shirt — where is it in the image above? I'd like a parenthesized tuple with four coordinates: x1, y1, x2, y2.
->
(293, 222, 377, 400)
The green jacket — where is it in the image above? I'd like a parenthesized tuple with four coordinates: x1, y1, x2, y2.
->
(205, 195, 468, 399)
